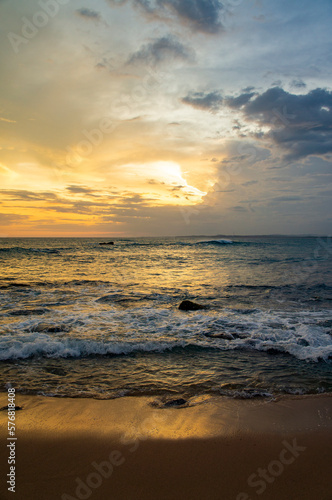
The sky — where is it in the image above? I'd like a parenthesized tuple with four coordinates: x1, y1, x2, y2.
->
(0, 0, 332, 237)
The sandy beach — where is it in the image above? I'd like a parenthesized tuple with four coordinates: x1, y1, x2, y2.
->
(0, 393, 331, 500)
(1, 0, 332, 498)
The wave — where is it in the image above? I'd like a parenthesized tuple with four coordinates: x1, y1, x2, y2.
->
(112, 239, 239, 247)
(4, 308, 50, 317)
(195, 239, 234, 245)
(0, 336, 189, 360)
(1, 331, 331, 362)
(225, 283, 332, 293)
(0, 247, 60, 255)
(0, 282, 32, 289)
(0, 279, 114, 290)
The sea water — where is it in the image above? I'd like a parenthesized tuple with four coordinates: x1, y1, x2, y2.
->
(0, 236, 331, 401)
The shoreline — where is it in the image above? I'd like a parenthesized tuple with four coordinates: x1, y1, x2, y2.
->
(0, 393, 331, 499)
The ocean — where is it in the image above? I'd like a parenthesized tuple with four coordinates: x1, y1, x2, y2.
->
(0, 236, 332, 402)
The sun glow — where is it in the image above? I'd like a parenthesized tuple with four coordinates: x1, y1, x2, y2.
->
(121, 161, 206, 204)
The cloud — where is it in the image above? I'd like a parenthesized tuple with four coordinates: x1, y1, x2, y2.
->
(0, 190, 60, 201)
(158, 0, 224, 34)
(225, 92, 256, 108)
(291, 79, 306, 89)
(127, 35, 194, 66)
(0, 213, 29, 225)
(66, 185, 97, 195)
(182, 91, 223, 111)
(0, 186, 190, 221)
(225, 87, 332, 160)
(76, 8, 101, 20)
(270, 196, 303, 202)
(242, 180, 258, 186)
(113, 0, 225, 34)
(242, 87, 332, 127)
(231, 205, 247, 212)
(0, 117, 16, 123)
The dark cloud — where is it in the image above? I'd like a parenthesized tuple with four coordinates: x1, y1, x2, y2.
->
(0, 188, 157, 218)
(112, 0, 224, 34)
(232, 206, 247, 212)
(127, 35, 194, 66)
(158, 0, 224, 34)
(66, 185, 96, 194)
(242, 86, 255, 93)
(291, 79, 306, 89)
(242, 180, 258, 186)
(148, 179, 165, 185)
(270, 196, 303, 202)
(0, 190, 59, 201)
(0, 213, 28, 225)
(226, 87, 332, 160)
(226, 92, 255, 108)
(242, 87, 332, 127)
(182, 91, 223, 111)
(76, 8, 101, 20)
(42, 200, 111, 214)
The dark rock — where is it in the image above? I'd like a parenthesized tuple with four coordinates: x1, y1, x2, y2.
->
(179, 300, 206, 311)
(163, 398, 188, 408)
(32, 323, 69, 333)
(99, 241, 114, 245)
(266, 347, 284, 355)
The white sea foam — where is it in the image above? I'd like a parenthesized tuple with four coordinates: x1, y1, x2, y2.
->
(0, 333, 188, 360)
(0, 307, 331, 361)
(196, 239, 234, 245)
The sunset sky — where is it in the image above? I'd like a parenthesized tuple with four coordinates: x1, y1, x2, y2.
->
(0, 0, 331, 236)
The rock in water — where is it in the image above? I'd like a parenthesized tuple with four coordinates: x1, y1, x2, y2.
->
(179, 300, 206, 311)
(99, 241, 114, 245)
(164, 398, 187, 408)
(149, 397, 188, 408)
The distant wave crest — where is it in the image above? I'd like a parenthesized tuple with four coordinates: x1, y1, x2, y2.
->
(0, 247, 60, 255)
(195, 239, 234, 245)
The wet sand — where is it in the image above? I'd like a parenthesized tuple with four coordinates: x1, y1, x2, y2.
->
(0, 394, 331, 500)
